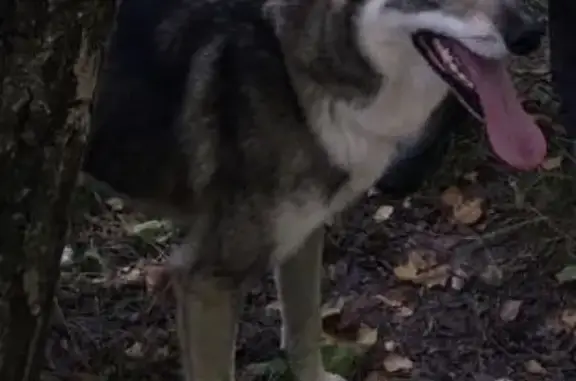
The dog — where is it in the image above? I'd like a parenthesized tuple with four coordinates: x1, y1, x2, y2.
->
(83, 0, 547, 380)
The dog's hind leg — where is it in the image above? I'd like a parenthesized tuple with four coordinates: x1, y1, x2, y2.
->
(274, 227, 346, 381)
(173, 270, 244, 381)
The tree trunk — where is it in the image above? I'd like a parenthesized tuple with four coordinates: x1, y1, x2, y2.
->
(0, 1, 116, 380)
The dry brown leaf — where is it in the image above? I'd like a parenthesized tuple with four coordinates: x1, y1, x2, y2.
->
(321, 297, 346, 319)
(374, 294, 414, 317)
(441, 186, 464, 207)
(541, 156, 563, 170)
(500, 299, 523, 322)
(452, 198, 483, 225)
(373, 205, 394, 222)
(560, 308, 576, 329)
(125, 342, 144, 358)
(524, 359, 547, 374)
(120, 266, 142, 284)
(382, 354, 414, 373)
(374, 294, 402, 308)
(393, 250, 450, 288)
(450, 267, 469, 291)
(356, 325, 378, 347)
(393, 261, 419, 280)
(143, 264, 170, 294)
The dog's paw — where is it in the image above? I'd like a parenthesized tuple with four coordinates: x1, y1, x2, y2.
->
(322, 372, 346, 381)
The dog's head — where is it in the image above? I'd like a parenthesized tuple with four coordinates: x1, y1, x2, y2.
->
(269, 0, 547, 169)
(355, 0, 547, 169)
(364, 0, 544, 56)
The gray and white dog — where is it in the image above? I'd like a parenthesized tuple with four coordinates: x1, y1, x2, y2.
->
(84, 0, 547, 380)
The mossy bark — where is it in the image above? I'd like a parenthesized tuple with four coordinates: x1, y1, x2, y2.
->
(0, 1, 116, 380)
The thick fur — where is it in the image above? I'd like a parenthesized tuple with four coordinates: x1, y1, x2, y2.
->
(84, 0, 543, 380)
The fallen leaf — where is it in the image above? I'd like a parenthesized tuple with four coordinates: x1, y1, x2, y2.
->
(105, 197, 124, 211)
(374, 294, 414, 317)
(143, 264, 171, 294)
(244, 358, 289, 378)
(60, 245, 74, 267)
(452, 198, 484, 225)
(125, 342, 144, 358)
(541, 156, 563, 170)
(500, 299, 523, 322)
(463, 171, 479, 182)
(153, 346, 170, 361)
(393, 250, 450, 288)
(560, 308, 576, 329)
(356, 325, 378, 347)
(382, 354, 414, 373)
(120, 266, 142, 284)
(383, 340, 397, 351)
(402, 197, 412, 208)
(441, 186, 464, 207)
(479, 264, 503, 286)
(524, 359, 547, 374)
(555, 265, 576, 284)
(450, 267, 469, 291)
(265, 300, 282, 312)
(374, 205, 394, 222)
(321, 297, 361, 344)
(321, 297, 346, 319)
(127, 219, 172, 242)
(322, 342, 362, 377)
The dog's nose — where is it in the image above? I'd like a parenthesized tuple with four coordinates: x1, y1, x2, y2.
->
(501, 6, 545, 57)
(504, 21, 545, 56)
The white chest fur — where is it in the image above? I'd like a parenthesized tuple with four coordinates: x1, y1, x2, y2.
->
(272, 27, 450, 263)
(319, 66, 450, 193)
(272, 64, 449, 264)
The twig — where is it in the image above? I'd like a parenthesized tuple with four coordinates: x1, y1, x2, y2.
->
(454, 216, 548, 256)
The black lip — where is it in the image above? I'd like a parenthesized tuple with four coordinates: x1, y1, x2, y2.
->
(411, 31, 484, 121)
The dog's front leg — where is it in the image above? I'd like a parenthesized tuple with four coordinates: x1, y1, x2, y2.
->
(172, 270, 244, 381)
(274, 227, 346, 381)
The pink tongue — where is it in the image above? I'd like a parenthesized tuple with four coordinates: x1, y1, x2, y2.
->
(447, 42, 547, 170)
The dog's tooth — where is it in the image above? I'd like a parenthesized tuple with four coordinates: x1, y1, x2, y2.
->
(432, 39, 443, 51)
(431, 39, 475, 89)
(457, 72, 474, 89)
(447, 60, 459, 73)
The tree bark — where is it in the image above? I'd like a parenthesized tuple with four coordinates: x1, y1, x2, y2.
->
(0, 1, 116, 380)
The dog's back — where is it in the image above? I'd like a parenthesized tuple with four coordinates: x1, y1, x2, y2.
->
(86, 0, 344, 209)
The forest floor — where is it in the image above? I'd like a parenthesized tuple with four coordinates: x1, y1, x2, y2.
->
(43, 37, 576, 381)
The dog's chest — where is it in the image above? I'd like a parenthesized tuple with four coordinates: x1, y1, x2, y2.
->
(272, 65, 449, 263)
(318, 69, 450, 195)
